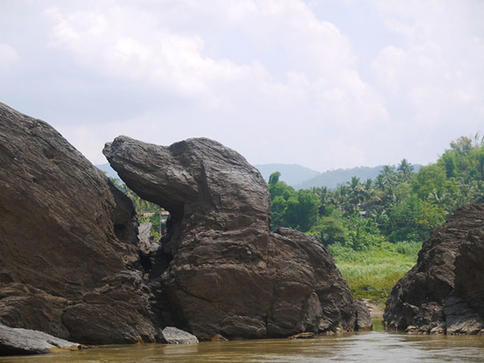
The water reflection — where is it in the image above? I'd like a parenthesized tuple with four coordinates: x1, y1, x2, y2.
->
(2, 331, 484, 362)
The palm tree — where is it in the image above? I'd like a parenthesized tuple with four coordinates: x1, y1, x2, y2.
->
(397, 159, 414, 182)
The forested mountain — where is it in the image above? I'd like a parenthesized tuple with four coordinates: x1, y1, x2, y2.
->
(255, 163, 320, 186)
(295, 165, 422, 190)
(257, 164, 423, 189)
(268, 135, 484, 249)
(297, 166, 383, 189)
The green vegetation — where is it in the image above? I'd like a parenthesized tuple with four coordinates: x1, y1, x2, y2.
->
(269, 172, 321, 232)
(109, 177, 165, 240)
(329, 242, 421, 303)
(269, 135, 484, 302)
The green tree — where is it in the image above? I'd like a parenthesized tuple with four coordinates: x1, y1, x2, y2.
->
(397, 159, 414, 182)
(268, 172, 320, 231)
(288, 190, 321, 231)
(412, 164, 459, 210)
(270, 195, 287, 229)
(388, 195, 445, 242)
(450, 136, 473, 155)
(310, 214, 349, 247)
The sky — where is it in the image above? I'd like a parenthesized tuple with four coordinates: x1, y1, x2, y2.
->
(1, 0, 483, 172)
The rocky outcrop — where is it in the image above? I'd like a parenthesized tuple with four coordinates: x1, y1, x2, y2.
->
(0, 323, 82, 355)
(0, 101, 370, 351)
(103, 136, 370, 340)
(0, 103, 159, 345)
(384, 204, 484, 334)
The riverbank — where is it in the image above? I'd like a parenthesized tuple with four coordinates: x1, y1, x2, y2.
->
(363, 299, 384, 320)
(330, 241, 421, 304)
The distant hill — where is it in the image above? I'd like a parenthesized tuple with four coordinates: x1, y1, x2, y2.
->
(295, 164, 422, 190)
(99, 162, 421, 191)
(255, 164, 320, 187)
(96, 163, 119, 179)
(98, 162, 319, 187)
(295, 166, 384, 189)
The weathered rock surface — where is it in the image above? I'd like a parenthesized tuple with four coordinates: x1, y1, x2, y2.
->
(0, 323, 81, 355)
(0, 103, 159, 346)
(104, 136, 370, 340)
(138, 222, 160, 255)
(384, 203, 484, 334)
(161, 327, 199, 344)
(355, 300, 373, 331)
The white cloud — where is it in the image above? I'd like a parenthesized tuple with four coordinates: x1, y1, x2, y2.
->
(41, 0, 389, 169)
(45, 5, 261, 107)
(371, 0, 484, 125)
(42, 3, 385, 111)
(2, 0, 483, 171)
(0, 43, 19, 71)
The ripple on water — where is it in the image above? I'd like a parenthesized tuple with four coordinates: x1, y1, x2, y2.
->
(1, 332, 484, 363)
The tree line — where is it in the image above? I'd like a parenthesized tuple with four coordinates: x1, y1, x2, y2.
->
(269, 135, 484, 250)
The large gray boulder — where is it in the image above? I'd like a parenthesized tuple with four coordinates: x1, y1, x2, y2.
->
(0, 323, 81, 355)
(0, 103, 159, 345)
(103, 136, 370, 340)
(384, 203, 484, 334)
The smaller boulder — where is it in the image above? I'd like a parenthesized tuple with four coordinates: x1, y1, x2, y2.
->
(161, 327, 199, 345)
(355, 300, 373, 331)
(0, 323, 82, 356)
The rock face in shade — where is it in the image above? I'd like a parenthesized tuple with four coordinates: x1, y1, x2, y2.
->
(103, 136, 370, 340)
(0, 103, 159, 345)
(384, 203, 484, 335)
(354, 300, 373, 331)
(0, 323, 81, 356)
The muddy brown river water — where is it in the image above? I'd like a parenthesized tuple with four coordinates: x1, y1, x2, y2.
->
(2, 328, 484, 363)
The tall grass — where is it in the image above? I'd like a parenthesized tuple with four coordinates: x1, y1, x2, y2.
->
(329, 241, 421, 303)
